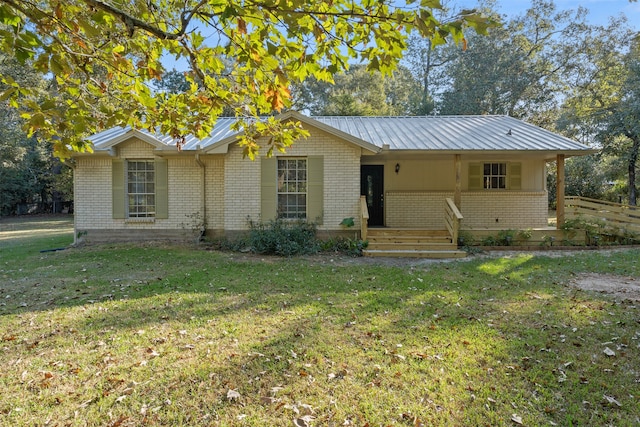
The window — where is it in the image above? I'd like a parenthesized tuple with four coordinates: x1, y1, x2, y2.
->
(483, 162, 507, 189)
(127, 160, 155, 217)
(468, 162, 521, 191)
(277, 158, 307, 219)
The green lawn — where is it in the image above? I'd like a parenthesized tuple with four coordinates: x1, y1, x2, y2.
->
(1, 217, 639, 426)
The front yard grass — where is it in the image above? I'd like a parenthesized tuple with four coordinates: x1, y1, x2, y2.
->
(1, 218, 639, 426)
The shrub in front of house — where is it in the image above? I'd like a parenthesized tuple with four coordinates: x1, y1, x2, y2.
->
(217, 219, 366, 257)
(246, 219, 321, 256)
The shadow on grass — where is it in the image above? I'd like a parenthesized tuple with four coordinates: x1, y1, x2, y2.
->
(1, 237, 639, 425)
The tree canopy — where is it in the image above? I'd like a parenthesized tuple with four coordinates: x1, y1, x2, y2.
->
(0, 0, 494, 158)
(0, 54, 72, 215)
(292, 64, 421, 116)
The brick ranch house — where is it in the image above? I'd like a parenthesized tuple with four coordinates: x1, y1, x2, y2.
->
(71, 111, 594, 255)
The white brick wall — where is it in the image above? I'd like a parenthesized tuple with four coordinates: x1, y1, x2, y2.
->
(461, 191, 548, 229)
(223, 126, 362, 231)
(204, 157, 225, 231)
(74, 138, 206, 238)
(74, 157, 112, 230)
(386, 192, 453, 228)
(385, 191, 548, 229)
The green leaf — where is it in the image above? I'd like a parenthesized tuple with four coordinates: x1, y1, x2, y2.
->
(0, 5, 21, 26)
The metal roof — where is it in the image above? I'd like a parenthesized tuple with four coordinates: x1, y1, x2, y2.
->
(87, 114, 592, 154)
(311, 115, 590, 152)
(89, 118, 238, 150)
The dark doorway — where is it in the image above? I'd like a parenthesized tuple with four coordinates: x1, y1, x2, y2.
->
(361, 165, 384, 226)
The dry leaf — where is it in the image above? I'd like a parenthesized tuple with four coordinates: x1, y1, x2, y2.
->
(294, 416, 315, 426)
(603, 347, 616, 357)
(146, 348, 160, 358)
(603, 395, 622, 407)
(271, 386, 285, 395)
(227, 389, 241, 401)
(298, 403, 315, 415)
(511, 414, 523, 424)
(261, 396, 279, 404)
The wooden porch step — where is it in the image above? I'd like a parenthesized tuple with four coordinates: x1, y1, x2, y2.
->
(367, 228, 451, 237)
(363, 249, 467, 259)
(367, 242, 457, 251)
(368, 236, 452, 244)
(363, 228, 464, 258)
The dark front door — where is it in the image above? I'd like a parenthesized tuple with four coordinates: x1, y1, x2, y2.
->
(361, 165, 384, 226)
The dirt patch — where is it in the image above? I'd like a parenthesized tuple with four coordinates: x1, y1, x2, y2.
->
(569, 273, 640, 301)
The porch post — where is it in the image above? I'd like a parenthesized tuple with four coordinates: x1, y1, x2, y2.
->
(556, 154, 565, 229)
(454, 154, 462, 208)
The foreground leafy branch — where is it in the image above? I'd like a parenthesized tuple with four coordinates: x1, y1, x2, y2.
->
(0, 0, 494, 158)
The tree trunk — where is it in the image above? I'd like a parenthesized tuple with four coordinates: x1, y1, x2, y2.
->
(629, 136, 639, 206)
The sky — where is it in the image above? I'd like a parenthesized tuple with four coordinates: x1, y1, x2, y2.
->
(452, 0, 640, 28)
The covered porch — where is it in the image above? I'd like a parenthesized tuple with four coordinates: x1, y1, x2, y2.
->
(358, 154, 572, 258)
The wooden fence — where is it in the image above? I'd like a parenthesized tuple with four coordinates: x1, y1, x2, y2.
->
(565, 196, 640, 236)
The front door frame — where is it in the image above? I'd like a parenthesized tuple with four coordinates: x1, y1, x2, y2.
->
(361, 165, 384, 227)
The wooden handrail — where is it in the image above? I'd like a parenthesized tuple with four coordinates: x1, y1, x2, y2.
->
(360, 195, 369, 241)
(444, 198, 463, 245)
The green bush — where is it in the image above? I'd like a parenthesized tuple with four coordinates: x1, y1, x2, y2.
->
(321, 236, 368, 257)
(246, 219, 320, 256)
(216, 219, 368, 257)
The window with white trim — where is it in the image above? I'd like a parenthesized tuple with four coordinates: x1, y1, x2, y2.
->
(277, 158, 307, 219)
(483, 162, 507, 189)
(127, 160, 155, 217)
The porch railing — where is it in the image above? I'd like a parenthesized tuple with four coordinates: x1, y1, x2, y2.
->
(360, 195, 369, 241)
(444, 198, 464, 244)
(565, 196, 640, 235)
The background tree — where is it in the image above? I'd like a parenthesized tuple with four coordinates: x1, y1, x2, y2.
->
(402, 0, 462, 115)
(293, 65, 421, 116)
(0, 0, 493, 159)
(557, 17, 637, 205)
(438, 0, 589, 125)
(153, 69, 191, 94)
(0, 55, 72, 216)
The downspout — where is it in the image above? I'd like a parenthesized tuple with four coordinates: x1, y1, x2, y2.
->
(195, 149, 207, 238)
(64, 159, 77, 245)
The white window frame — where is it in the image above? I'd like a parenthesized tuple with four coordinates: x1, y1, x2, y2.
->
(483, 162, 507, 189)
(126, 160, 156, 218)
(277, 157, 307, 220)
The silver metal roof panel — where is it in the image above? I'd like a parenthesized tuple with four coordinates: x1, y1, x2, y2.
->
(311, 115, 590, 151)
(87, 114, 592, 153)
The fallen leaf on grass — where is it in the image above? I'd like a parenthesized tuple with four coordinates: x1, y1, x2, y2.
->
(146, 348, 160, 358)
(108, 416, 128, 427)
(603, 347, 616, 357)
(294, 416, 315, 427)
(511, 414, 523, 424)
(261, 396, 280, 405)
(603, 395, 622, 407)
(270, 386, 285, 395)
(227, 389, 241, 401)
